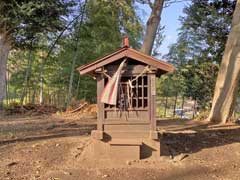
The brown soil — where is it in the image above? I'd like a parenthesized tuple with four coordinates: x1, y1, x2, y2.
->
(0, 114, 240, 180)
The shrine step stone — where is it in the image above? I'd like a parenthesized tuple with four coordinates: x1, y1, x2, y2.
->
(104, 131, 150, 139)
(109, 139, 142, 160)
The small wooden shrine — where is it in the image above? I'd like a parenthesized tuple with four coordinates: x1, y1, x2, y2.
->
(78, 37, 174, 160)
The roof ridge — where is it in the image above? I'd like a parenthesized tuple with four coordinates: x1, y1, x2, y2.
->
(78, 47, 175, 75)
(78, 47, 127, 71)
(128, 48, 173, 68)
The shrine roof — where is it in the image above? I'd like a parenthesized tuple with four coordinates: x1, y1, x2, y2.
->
(78, 46, 175, 76)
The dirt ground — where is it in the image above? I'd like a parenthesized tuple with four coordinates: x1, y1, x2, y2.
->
(0, 113, 240, 180)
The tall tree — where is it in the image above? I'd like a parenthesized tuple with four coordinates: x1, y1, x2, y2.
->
(141, 0, 164, 55)
(44, 0, 142, 105)
(66, 0, 87, 107)
(20, 48, 34, 105)
(165, 0, 235, 110)
(0, 0, 72, 110)
(0, 31, 11, 110)
(208, 0, 240, 123)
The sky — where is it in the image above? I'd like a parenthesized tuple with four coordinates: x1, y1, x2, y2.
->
(137, 1, 190, 56)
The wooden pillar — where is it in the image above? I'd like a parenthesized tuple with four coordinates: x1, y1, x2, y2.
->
(150, 74, 156, 131)
(97, 75, 104, 132)
(148, 73, 157, 139)
(148, 75, 151, 126)
(149, 72, 158, 139)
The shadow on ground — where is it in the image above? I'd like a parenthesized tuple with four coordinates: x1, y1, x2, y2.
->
(1, 115, 240, 159)
(158, 118, 240, 157)
(0, 115, 96, 146)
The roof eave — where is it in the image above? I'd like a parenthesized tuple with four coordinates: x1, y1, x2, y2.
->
(78, 47, 175, 76)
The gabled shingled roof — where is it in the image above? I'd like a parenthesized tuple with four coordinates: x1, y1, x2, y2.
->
(78, 46, 175, 76)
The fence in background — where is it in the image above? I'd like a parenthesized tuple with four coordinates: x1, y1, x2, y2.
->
(3, 91, 67, 109)
(156, 96, 197, 119)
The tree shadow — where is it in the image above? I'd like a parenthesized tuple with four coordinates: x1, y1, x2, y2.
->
(158, 119, 240, 157)
(156, 118, 209, 131)
(0, 120, 96, 146)
(2, 116, 240, 160)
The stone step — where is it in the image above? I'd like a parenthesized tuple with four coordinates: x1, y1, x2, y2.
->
(109, 139, 142, 146)
(104, 131, 150, 139)
(104, 124, 150, 131)
(109, 138, 142, 160)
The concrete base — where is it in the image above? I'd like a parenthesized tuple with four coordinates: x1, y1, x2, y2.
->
(91, 130, 103, 140)
(149, 130, 159, 140)
(110, 139, 142, 160)
(140, 138, 161, 159)
(91, 135, 161, 160)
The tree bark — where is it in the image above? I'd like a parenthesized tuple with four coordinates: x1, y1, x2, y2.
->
(66, 1, 87, 107)
(5, 71, 9, 106)
(38, 12, 84, 105)
(141, 0, 164, 55)
(39, 57, 44, 104)
(0, 33, 11, 111)
(164, 96, 168, 117)
(75, 74, 81, 97)
(208, 0, 240, 123)
(31, 87, 36, 104)
(20, 50, 33, 105)
(66, 49, 78, 107)
(173, 91, 178, 117)
(181, 96, 184, 118)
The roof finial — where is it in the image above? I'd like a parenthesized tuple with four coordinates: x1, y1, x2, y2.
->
(122, 36, 129, 47)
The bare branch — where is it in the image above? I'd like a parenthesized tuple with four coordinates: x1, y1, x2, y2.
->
(164, 0, 191, 8)
(136, 0, 153, 9)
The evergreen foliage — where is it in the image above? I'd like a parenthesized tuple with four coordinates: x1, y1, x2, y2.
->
(5, 0, 143, 106)
(3, 0, 238, 114)
(162, 0, 236, 110)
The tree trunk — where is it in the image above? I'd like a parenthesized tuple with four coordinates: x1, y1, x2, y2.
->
(5, 72, 9, 106)
(173, 91, 178, 117)
(66, 50, 78, 107)
(192, 99, 196, 119)
(66, 1, 87, 107)
(164, 96, 168, 117)
(31, 87, 36, 104)
(0, 33, 11, 111)
(181, 96, 184, 118)
(76, 75, 81, 97)
(141, 0, 164, 55)
(38, 15, 83, 105)
(39, 57, 44, 104)
(208, 0, 240, 123)
(20, 50, 33, 105)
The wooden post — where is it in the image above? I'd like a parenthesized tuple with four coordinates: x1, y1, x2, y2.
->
(148, 73, 158, 140)
(148, 75, 151, 127)
(97, 75, 104, 131)
(142, 76, 144, 107)
(150, 74, 156, 131)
